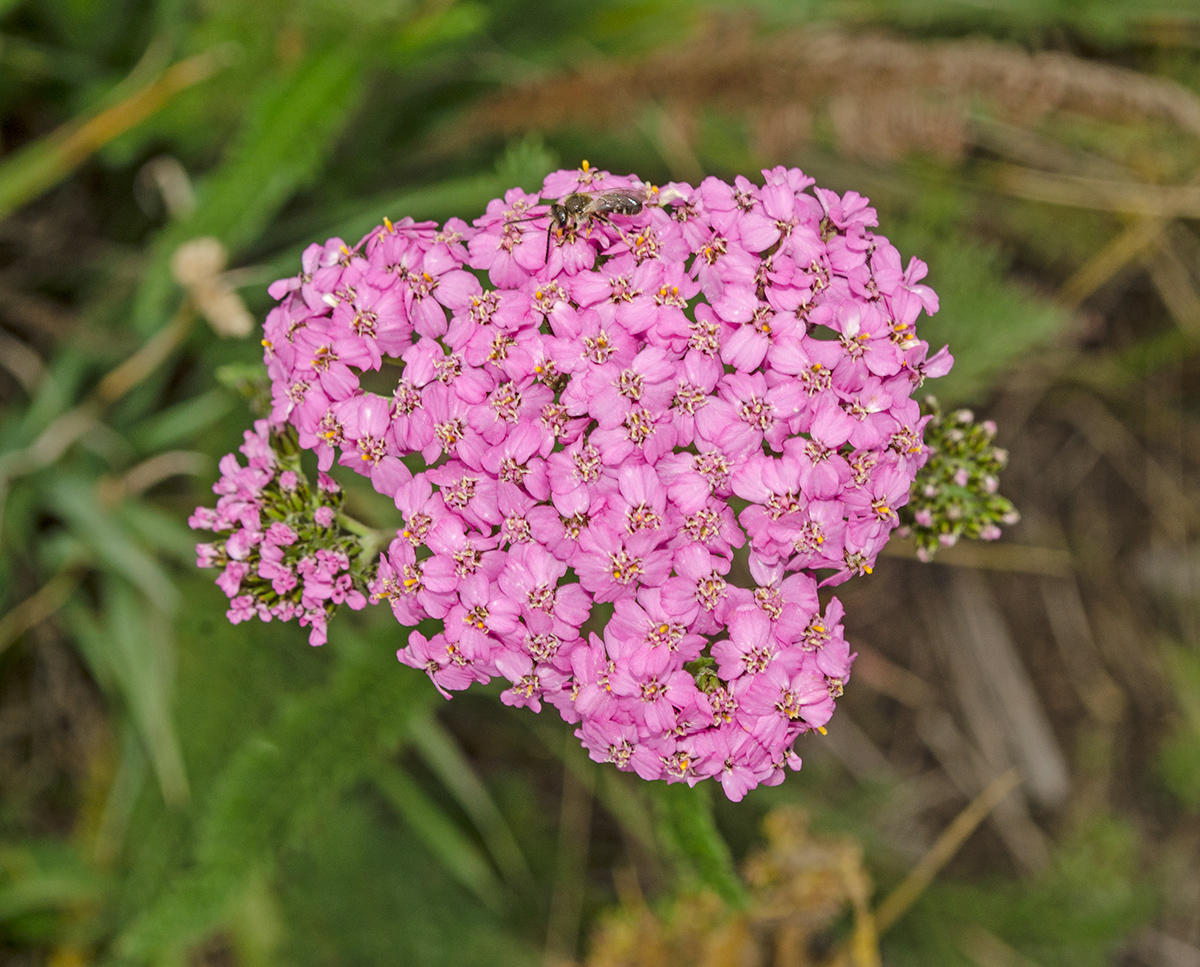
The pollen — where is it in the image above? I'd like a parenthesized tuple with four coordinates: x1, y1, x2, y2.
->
(817, 726, 828, 735)
(384, 216, 394, 232)
(581, 160, 590, 172)
(339, 244, 350, 256)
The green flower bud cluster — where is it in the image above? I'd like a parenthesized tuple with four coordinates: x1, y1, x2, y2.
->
(191, 422, 379, 645)
(899, 397, 1019, 561)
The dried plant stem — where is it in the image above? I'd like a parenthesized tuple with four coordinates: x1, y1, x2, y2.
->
(0, 329, 46, 393)
(1061, 394, 1196, 540)
(98, 451, 208, 503)
(882, 537, 1072, 577)
(1059, 217, 1168, 309)
(946, 573, 1069, 810)
(0, 568, 83, 657)
(873, 768, 1022, 935)
(1146, 238, 1200, 338)
(849, 645, 940, 709)
(0, 300, 198, 591)
(0, 303, 195, 520)
(959, 924, 1047, 967)
(0, 47, 229, 220)
(95, 304, 195, 404)
(465, 26, 1200, 166)
(990, 164, 1200, 219)
(0, 406, 102, 528)
(916, 709, 1048, 874)
(843, 849, 882, 967)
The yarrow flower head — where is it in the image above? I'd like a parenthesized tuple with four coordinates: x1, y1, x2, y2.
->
(193, 163, 969, 800)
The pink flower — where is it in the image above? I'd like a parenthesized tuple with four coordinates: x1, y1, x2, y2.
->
(398, 631, 477, 699)
(197, 164, 952, 800)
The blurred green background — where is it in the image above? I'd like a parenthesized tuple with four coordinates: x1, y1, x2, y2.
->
(3, 0, 1200, 965)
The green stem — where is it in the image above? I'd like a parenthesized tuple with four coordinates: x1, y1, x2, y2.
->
(338, 515, 392, 566)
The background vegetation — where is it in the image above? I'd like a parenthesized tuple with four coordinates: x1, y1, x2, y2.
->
(2, 0, 1199, 965)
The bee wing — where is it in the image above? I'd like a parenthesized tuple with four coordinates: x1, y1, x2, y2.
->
(567, 183, 650, 200)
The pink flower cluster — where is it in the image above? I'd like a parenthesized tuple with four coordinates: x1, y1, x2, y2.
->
(190, 421, 367, 646)
(241, 164, 950, 799)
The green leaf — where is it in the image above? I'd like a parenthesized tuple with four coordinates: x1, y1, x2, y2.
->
(275, 795, 538, 967)
(113, 650, 436, 962)
(388, 1, 489, 56)
(409, 712, 532, 888)
(91, 725, 152, 868)
(0, 840, 107, 923)
(261, 169, 524, 285)
(650, 782, 747, 908)
(114, 498, 202, 571)
(1157, 645, 1200, 810)
(66, 578, 189, 808)
(370, 759, 506, 911)
(260, 139, 556, 284)
(131, 42, 370, 335)
(46, 475, 179, 614)
(130, 389, 237, 452)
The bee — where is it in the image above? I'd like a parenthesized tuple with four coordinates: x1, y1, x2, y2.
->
(540, 186, 652, 261)
(547, 187, 647, 235)
(507, 174, 655, 262)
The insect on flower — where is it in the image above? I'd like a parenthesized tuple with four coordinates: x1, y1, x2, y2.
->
(549, 186, 647, 234)
(508, 177, 658, 261)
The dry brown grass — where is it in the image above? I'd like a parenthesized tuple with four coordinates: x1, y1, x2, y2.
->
(458, 22, 1200, 166)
